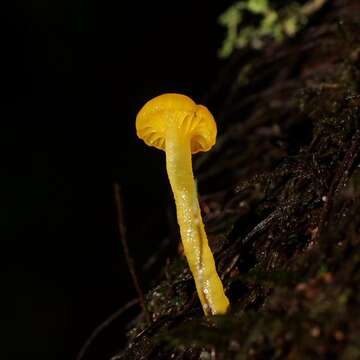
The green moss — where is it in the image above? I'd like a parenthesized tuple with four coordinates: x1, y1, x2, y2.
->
(218, 0, 325, 58)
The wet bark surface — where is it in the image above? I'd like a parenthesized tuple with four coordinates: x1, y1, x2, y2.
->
(81, 1, 360, 359)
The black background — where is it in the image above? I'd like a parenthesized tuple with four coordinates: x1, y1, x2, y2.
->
(1, 1, 230, 359)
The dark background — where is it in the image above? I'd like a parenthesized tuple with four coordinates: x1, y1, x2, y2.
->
(1, 1, 231, 359)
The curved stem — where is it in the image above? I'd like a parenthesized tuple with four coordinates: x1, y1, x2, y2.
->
(165, 124, 229, 315)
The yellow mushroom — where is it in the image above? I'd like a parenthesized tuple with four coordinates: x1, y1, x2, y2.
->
(136, 93, 229, 315)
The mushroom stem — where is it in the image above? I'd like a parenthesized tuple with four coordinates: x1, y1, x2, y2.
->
(165, 122, 229, 315)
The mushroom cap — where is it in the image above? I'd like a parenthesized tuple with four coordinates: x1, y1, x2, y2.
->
(136, 93, 217, 154)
